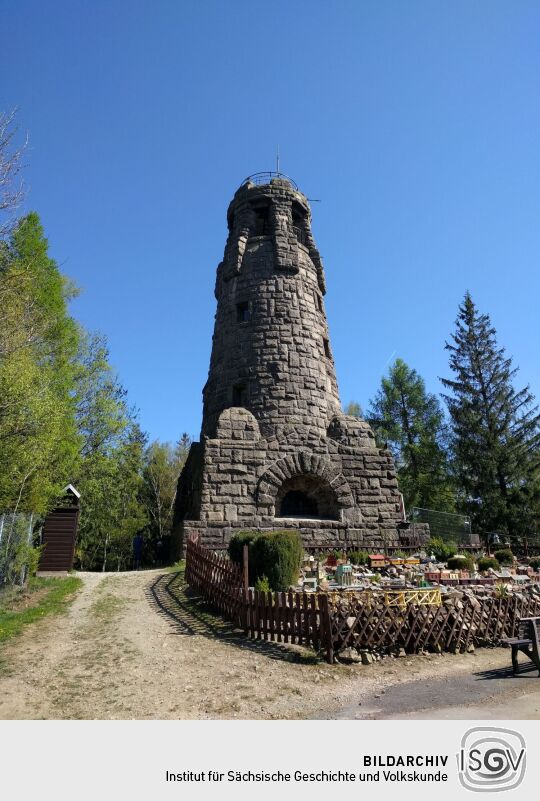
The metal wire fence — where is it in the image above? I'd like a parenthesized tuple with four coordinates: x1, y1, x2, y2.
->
(0, 512, 35, 587)
(409, 507, 477, 546)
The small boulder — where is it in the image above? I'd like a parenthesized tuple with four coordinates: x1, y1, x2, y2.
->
(360, 651, 373, 665)
(339, 647, 361, 663)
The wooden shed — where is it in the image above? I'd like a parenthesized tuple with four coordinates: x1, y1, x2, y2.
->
(38, 485, 81, 573)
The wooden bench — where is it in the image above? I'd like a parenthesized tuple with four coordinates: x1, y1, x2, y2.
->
(501, 616, 540, 676)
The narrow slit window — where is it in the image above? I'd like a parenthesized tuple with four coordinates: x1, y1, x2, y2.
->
(323, 337, 331, 358)
(316, 294, 323, 312)
(236, 302, 250, 322)
(232, 383, 247, 407)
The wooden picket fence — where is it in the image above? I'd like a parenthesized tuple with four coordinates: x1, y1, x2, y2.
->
(185, 537, 244, 621)
(185, 538, 330, 656)
(184, 537, 540, 663)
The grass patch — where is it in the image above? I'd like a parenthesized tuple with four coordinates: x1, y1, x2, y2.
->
(166, 559, 185, 574)
(0, 576, 82, 644)
(90, 593, 127, 623)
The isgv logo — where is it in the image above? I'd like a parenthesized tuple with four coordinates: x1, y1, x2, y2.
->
(457, 727, 526, 792)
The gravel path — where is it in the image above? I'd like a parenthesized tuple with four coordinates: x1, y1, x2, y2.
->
(0, 570, 538, 720)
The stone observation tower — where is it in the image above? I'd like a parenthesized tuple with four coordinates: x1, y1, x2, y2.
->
(173, 173, 427, 552)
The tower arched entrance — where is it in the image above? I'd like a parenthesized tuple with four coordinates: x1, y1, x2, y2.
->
(276, 475, 339, 520)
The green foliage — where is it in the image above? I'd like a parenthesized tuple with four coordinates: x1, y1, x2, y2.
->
(447, 554, 474, 571)
(369, 573, 381, 584)
(0, 576, 82, 643)
(429, 537, 457, 561)
(250, 530, 303, 591)
(75, 422, 148, 571)
(347, 550, 370, 565)
(74, 330, 190, 569)
(0, 511, 43, 586)
(230, 531, 303, 590)
(0, 144, 188, 574)
(344, 401, 362, 418)
(254, 575, 271, 592)
(368, 358, 455, 512)
(493, 548, 514, 566)
(494, 582, 509, 598)
(167, 560, 185, 574)
(328, 549, 346, 560)
(140, 436, 190, 563)
(442, 293, 540, 544)
(529, 557, 540, 571)
(477, 556, 500, 572)
(0, 213, 81, 515)
(228, 531, 259, 567)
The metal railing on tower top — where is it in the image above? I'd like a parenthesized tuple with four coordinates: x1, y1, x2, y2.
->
(240, 172, 299, 190)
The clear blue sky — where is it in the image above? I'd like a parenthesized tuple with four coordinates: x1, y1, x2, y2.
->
(2, 1, 539, 444)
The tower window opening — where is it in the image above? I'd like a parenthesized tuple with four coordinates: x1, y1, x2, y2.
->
(236, 302, 250, 322)
(316, 293, 323, 312)
(292, 202, 308, 245)
(291, 201, 306, 226)
(323, 337, 331, 358)
(232, 383, 248, 407)
(251, 203, 270, 236)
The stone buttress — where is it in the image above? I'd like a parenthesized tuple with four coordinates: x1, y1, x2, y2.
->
(172, 175, 428, 553)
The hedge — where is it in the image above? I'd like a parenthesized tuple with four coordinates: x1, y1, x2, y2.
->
(447, 554, 475, 572)
(493, 548, 514, 565)
(477, 556, 500, 572)
(228, 529, 303, 591)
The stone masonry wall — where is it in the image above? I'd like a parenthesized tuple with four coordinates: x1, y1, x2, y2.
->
(172, 176, 429, 556)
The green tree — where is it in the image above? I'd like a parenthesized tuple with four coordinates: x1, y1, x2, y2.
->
(73, 332, 147, 571)
(74, 330, 128, 458)
(368, 358, 454, 512)
(344, 401, 362, 417)
(441, 293, 540, 544)
(140, 435, 191, 561)
(0, 213, 81, 515)
(75, 422, 148, 571)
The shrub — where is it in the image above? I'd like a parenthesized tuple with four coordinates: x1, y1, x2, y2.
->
(529, 557, 540, 571)
(494, 548, 514, 566)
(477, 556, 500, 572)
(347, 550, 370, 566)
(228, 531, 259, 566)
(250, 530, 303, 591)
(447, 554, 474, 572)
(429, 537, 457, 562)
(254, 575, 271, 592)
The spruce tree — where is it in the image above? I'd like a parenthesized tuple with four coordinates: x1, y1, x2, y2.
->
(441, 293, 540, 543)
(368, 358, 454, 512)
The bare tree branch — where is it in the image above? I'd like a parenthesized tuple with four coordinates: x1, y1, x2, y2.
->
(0, 109, 28, 239)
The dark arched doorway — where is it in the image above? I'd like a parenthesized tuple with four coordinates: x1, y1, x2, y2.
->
(280, 490, 318, 517)
(275, 475, 339, 521)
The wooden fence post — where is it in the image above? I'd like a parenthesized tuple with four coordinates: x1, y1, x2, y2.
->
(319, 593, 334, 664)
(243, 544, 249, 594)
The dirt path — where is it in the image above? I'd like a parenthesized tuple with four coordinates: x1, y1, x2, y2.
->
(0, 570, 538, 720)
